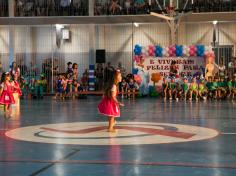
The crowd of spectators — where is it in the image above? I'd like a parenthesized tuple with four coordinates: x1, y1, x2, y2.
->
(1, 0, 236, 17)
(94, 0, 236, 16)
(15, 0, 88, 16)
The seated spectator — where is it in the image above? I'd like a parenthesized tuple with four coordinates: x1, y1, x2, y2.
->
(60, 0, 71, 16)
(66, 62, 73, 75)
(81, 70, 89, 91)
(109, 0, 122, 15)
(134, 0, 146, 14)
(16, 0, 24, 16)
(94, 1, 103, 15)
(121, 78, 128, 98)
(124, 0, 132, 15)
(127, 78, 139, 99)
(72, 0, 81, 15)
(24, 0, 35, 16)
(36, 0, 47, 16)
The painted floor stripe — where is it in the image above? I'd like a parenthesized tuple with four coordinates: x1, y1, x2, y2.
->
(0, 159, 236, 169)
(41, 125, 195, 139)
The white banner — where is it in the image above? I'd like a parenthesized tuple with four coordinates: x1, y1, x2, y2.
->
(143, 56, 205, 77)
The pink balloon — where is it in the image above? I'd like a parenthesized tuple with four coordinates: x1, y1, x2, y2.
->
(189, 50, 195, 56)
(149, 45, 155, 51)
(134, 55, 140, 62)
(148, 49, 154, 56)
(209, 52, 215, 58)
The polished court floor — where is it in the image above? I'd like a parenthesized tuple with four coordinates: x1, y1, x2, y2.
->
(0, 97, 236, 176)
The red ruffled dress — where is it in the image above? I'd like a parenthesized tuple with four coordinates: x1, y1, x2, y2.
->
(98, 85, 120, 117)
(13, 81, 22, 97)
(0, 82, 15, 105)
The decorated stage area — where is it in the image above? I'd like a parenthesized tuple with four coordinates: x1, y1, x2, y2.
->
(0, 97, 236, 176)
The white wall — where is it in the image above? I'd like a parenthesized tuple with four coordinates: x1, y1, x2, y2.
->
(0, 22, 236, 74)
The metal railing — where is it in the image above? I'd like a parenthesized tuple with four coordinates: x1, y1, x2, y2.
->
(94, 0, 236, 16)
(14, 0, 89, 17)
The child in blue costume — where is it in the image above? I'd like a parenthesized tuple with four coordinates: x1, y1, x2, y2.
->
(54, 74, 63, 99)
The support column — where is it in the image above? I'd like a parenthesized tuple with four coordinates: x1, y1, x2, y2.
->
(8, 0, 15, 66)
(89, 0, 94, 16)
(88, 0, 96, 91)
(88, 24, 96, 91)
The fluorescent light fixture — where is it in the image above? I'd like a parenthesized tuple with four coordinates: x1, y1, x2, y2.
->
(213, 20, 218, 25)
(134, 23, 139, 27)
(55, 24, 64, 29)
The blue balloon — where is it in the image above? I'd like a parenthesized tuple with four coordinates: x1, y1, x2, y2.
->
(196, 45, 205, 57)
(134, 45, 142, 55)
(132, 68, 138, 74)
(135, 44, 140, 49)
(175, 45, 183, 57)
(155, 45, 163, 57)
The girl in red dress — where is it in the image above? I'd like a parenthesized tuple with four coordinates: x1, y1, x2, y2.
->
(13, 75, 22, 97)
(98, 70, 124, 132)
(0, 72, 15, 113)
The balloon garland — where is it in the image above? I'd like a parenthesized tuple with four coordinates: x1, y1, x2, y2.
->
(133, 44, 214, 63)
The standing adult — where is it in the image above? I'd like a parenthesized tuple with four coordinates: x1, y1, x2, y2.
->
(169, 60, 178, 78)
(95, 63, 104, 91)
(117, 62, 126, 78)
(104, 62, 115, 84)
(10, 62, 20, 79)
(218, 58, 226, 78)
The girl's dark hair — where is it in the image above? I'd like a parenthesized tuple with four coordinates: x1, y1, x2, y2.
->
(72, 63, 78, 69)
(1, 72, 10, 83)
(11, 61, 17, 69)
(104, 70, 120, 98)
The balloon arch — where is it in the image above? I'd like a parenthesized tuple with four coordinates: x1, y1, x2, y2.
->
(132, 44, 215, 97)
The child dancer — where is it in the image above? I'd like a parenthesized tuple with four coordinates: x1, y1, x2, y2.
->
(66, 73, 73, 98)
(72, 75, 79, 98)
(13, 75, 22, 97)
(0, 72, 15, 114)
(54, 74, 63, 99)
(168, 77, 176, 100)
(162, 77, 168, 100)
(121, 78, 127, 98)
(98, 70, 124, 132)
(62, 75, 67, 99)
(182, 77, 189, 100)
(218, 77, 227, 99)
(35, 74, 47, 99)
(127, 78, 139, 99)
(213, 77, 219, 99)
(189, 77, 198, 101)
(227, 77, 233, 98)
(12, 75, 22, 105)
(232, 76, 236, 99)
(175, 82, 182, 101)
(198, 79, 207, 100)
(206, 76, 216, 99)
